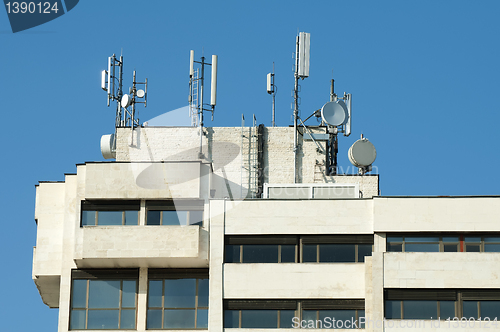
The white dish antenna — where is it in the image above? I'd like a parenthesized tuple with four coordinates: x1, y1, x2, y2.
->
(121, 94, 132, 108)
(321, 100, 348, 126)
(348, 137, 377, 171)
(136, 89, 145, 98)
(100, 134, 116, 159)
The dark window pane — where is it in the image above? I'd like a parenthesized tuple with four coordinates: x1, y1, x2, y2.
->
(72, 279, 87, 308)
(387, 236, 403, 242)
(319, 244, 355, 262)
(224, 310, 239, 328)
(465, 244, 480, 252)
(302, 310, 317, 321)
(189, 210, 203, 226)
(358, 310, 365, 328)
(163, 211, 188, 226)
(147, 309, 162, 329)
(358, 244, 372, 262)
(442, 237, 459, 242)
(148, 280, 163, 308)
(302, 245, 317, 262)
(484, 244, 500, 252)
(87, 309, 119, 329)
(462, 301, 478, 319)
(280, 310, 295, 328)
(385, 300, 401, 319)
(164, 309, 195, 328)
(440, 301, 455, 319)
(225, 245, 240, 263)
(403, 300, 437, 319)
(480, 301, 500, 320)
(320, 310, 355, 328)
(405, 237, 440, 242)
(197, 309, 209, 328)
(88, 280, 120, 309)
(405, 243, 439, 252)
(444, 244, 459, 252)
(241, 310, 278, 328)
(242, 244, 279, 263)
(147, 211, 161, 225)
(484, 237, 500, 243)
(122, 280, 136, 308)
(70, 310, 86, 329)
(98, 211, 122, 225)
(120, 309, 136, 329)
(281, 245, 296, 263)
(124, 211, 138, 225)
(387, 243, 402, 252)
(81, 211, 95, 226)
(198, 279, 209, 307)
(465, 237, 481, 243)
(164, 279, 196, 308)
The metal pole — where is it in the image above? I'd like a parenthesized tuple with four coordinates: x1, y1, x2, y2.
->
(272, 62, 276, 127)
(293, 35, 300, 183)
(199, 56, 205, 159)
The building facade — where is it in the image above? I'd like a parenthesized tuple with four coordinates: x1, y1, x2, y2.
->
(33, 126, 500, 332)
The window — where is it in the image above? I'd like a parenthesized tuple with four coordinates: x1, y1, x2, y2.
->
(225, 236, 298, 263)
(301, 235, 373, 263)
(81, 200, 140, 226)
(147, 269, 209, 329)
(224, 300, 364, 329)
(387, 234, 500, 252)
(225, 235, 373, 264)
(70, 269, 138, 330)
(384, 289, 500, 320)
(146, 200, 204, 226)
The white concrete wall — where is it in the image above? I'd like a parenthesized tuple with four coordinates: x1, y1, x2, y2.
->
(223, 264, 365, 299)
(384, 252, 500, 288)
(224, 199, 373, 234)
(74, 226, 208, 268)
(374, 197, 500, 232)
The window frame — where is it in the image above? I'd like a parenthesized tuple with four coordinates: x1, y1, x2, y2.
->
(147, 269, 209, 330)
(69, 269, 139, 330)
(80, 200, 140, 226)
(384, 289, 500, 320)
(146, 200, 204, 226)
(386, 234, 500, 253)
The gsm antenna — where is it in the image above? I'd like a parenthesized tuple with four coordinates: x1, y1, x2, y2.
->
(188, 50, 218, 159)
(100, 53, 148, 159)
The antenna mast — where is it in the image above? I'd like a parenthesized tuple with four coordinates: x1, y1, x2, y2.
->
(189, 50, 218, 159)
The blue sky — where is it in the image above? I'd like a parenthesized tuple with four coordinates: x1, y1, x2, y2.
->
(1, 1, 500, 330)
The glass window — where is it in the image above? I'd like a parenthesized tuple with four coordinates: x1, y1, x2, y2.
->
(405, 243, 440, 252)
(147, 278, 208, 329)
(462, 301, 478, 319)
(302, 244, 317, 262)
(242, 245, 279, 263)
(224, 245, 240, 263)
(384, 300, 401, 319)
(440, 301, 455, 319)
(358, 244, 373, 262)
(280, 310, 295, 328)
(281, 245, 296, 263)
(403, 300, 437, 319)
(70, 278, 137, 330)
(480, 301, 500, 320)
(147, 210, 203, 226)
(319, 244, 355, 262)
(241, 310, 278, 328)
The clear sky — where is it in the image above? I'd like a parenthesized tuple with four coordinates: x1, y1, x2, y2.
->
(1, 1, 500, 330)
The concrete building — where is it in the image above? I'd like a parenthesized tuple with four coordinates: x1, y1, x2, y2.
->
(33, 126, 500, 332)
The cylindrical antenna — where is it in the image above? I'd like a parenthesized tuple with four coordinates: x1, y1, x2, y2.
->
(267, 73, 272, 93)
(210, 55, 218, 106)
(189, 50, 194, 77)
(107, 57, 112, 100)
(101, 70, 107, 91)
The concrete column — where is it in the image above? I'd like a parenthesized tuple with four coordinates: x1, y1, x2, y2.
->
(137, 267, 148, 332)
(209, 199, 225, 332)
(374, 233, 386, 253)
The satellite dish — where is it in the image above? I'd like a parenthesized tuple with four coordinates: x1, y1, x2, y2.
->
(100, 134, 116, 159)
(136, 89, 145, 98)
(121, 94, 132, 108)
(321, 100, 348, 126)
(348, 137, 377, 167)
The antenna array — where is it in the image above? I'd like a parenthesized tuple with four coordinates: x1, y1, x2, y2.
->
(188, 50, 218, 159)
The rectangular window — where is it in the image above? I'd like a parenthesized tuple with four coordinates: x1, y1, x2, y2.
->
(225, 235, 373, 264)
(81, 200, 140, 226)
(386, 234, 500, 253)
(70, 269, 138, 330)
(384, 289, 500, 320)
(146, 200, 204, 226)
(147, 269, 208, 329)
(224, 300, 364, 329)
